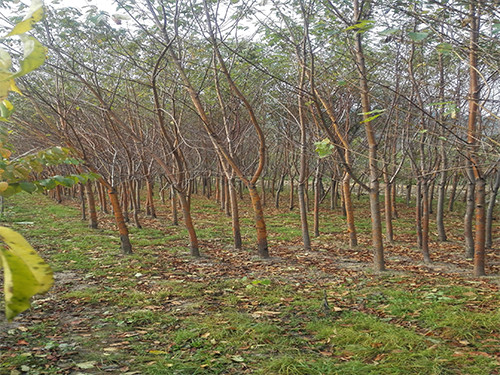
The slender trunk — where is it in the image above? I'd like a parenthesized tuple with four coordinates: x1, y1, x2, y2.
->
(135, 179, 141, 211)
(421, 180, 431, 263)
(486, 169, 500, 249)
(171, 185, 178, 226)
(146, 178, 157, 218)
(474, 177, 486, 276)
(86, 181, 98, 229)
(289, 175, 295, 210)
(354, 6, 384, 270)
(416, 179, 422, 249)
(177, 191, 200, 257)
(248, 185, 269, 258)
(429, 180, 435, 214)
(80, 183, 86, 221)
(343, 172, 357, 247)
(448, 172, 459, 212)
(225, 176, 231, 217)
(121, 183, 130, 223)
(99, 183, 109, 214)
(436, 165, 448, 241)
(55, 185, 62, 204)
(107, 186, 132, 255)
(261, 176, 266, 207)
(391, 183, 398, 219)
(464, 178, 475, 259)
(129, 181, 142, 229)
(383, 165, 394, 244)
(406, 183, 412, 207)
(275, 173, 285, 209)
(220, 176, 226, 211)
(330, 178, 336, 210)
(229, 177, 242, 250)
(313, 163, 320, 237)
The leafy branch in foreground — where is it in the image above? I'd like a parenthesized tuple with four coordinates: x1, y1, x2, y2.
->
(0, 0, 92, 321)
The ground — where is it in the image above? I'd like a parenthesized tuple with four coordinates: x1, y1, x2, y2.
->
(0, 191, 499, 374)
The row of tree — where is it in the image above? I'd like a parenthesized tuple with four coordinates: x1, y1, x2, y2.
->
(2, 0, 499, 276)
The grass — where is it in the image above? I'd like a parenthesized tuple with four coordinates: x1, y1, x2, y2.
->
(0, 191, 499, 375)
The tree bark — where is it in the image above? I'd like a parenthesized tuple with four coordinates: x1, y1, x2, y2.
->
(486, 169, 500, 249)
(86, 181, 98, 229)
(107, 186, 132, 255)
(177, 191, 200, 257)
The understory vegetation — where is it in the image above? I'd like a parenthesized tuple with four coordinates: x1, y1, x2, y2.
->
(0, 192, 498, 375)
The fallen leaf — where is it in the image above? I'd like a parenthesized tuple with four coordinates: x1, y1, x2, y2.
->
(76, 361, 96, 369)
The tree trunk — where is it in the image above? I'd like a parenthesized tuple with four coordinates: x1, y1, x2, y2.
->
(391, 183, 398, 219)
(171, 185, 178, 226)
(448, 172, 459, 212)
(383, 165, 394, 244)
(86, 181, 98, 229)
(98, 183, 109, 214)
(416, 179, 423, 249)
(313, 163, 321, 237)
(107, 186, 132, 255)
(343, 172, 357, 248)
(146, 177, 157, 218)
(225, 176, 231, 217)
(177, 191, 200, 257)
(129, 180, 142, 229)
(436, 165, 448, 241)
(289, 175, 295, 210)
(485, 169, 500, 249)
(229, 177, 242, 250)
(474, 177, 486, 276)
(353, 3, 384, 271)
(275, 173, 285, 209)
(421, 179, 431, 263)
(406, 183, 412, 207)
(464, 179, 475, 259)
(248, 184, 269, 258)
(80, 183, 86, 221)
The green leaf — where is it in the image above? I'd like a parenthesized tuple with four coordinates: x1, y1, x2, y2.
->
(408, 32, 429, 42)
(493, 23, 500, 34)
(39, 178, 56, 190)
(436, 42, 453, 54)
(6, 0, 44, 37)
(19, 181, 37, 193)
(379, 28, 399, 36)
(54, 175, 75, 187)
(358, 109, 386, 124)
(0, 100, 14, 119)
(0, 226, 53, 321)
(13, 36, 46, 78)
(314, 138, 334, 158)
(345, 20, 375, 33)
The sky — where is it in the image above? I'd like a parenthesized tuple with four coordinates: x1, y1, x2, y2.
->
(52, 0, 117, 14)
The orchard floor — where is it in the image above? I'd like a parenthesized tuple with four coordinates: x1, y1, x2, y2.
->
(0, 192, 499, 375)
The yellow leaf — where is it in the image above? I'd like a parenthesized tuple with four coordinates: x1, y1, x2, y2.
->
(6, 0, 44, 37)
(0, 147, 12, 158)
(10, 81, 22, 95)
(0, 227, 53, 320)
(0, 182, 8, 192)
